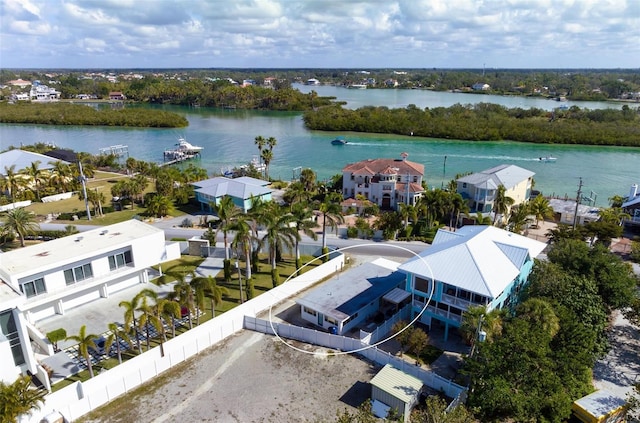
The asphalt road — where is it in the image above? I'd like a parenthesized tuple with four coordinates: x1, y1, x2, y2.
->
(40, 218, 430, 259)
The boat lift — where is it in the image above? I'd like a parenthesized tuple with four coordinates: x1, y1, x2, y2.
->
(99, 144, 129, 157)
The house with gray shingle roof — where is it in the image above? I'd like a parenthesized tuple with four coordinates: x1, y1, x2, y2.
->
(342, 154, 425, 211)
(456, 164, 534, 213)
(398, 225, 546, 340)
(192, 176, 272, 213)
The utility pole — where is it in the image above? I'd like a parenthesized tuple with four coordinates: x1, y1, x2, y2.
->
(572, 177, 583, 230)
(79, 161, 91, 221)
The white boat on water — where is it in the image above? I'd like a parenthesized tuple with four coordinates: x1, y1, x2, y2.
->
(175, 137, 203, 153)
(240, 156, 266, 173)
(538, 156, 557, 163)
(347, 84, 367, 89)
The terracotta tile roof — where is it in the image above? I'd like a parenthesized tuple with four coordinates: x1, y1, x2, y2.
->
(352, 167, 376, 176)
(343, 158, 424, 176)
(396, 182, 425, 193)
(341, 198, 367, 207)
(379, 166, 399, 175)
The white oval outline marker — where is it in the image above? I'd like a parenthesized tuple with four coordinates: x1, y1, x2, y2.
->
(267, 243, 434, 356)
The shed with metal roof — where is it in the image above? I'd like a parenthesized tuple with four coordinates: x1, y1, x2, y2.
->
(370, 364, 423, 422)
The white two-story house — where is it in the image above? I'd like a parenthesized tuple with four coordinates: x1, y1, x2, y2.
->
(456, 164, 534, 214)
(398, 225, 546, 340)
(342, 154, 425, 210)
(0, 220, 180, 384)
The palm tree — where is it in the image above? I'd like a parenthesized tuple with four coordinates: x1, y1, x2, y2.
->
(299, 168, 317, 192)
(598, 207, 630, 226)
(492, 184, 515, 226)
(172, 279, 196, 329)
(608, 194, 625, 208)
(290, 203, 318, 270)
(398, 203, 417, 230)
(3, 165, 25, 201)
(231, 216, 254, 282)
(136, 288, 177, 356)
(136, 289, 157, 351)
(119, 296, 142, 352)
(447, 192, 469, 229)
(318, 194, 345, 260)
(211, 195, 241, 261)
(507, 203, 532, 233)
(517, 298, 560, 339)
(254, 135, 266, 167)
(261, 136, 278, 180)
(0, 375, 47, 422)
(157, 297, 181, 340)
(131, 174, 149, 205)
(1, 208, 40, 247)
(48, 161, 73, 193)
(247, 196, 271, 273)
(260, 148, 273, 180)
(529, 195, 554, 228)
(191, 275, 228, 319)
(146, 194, 174, 218)
(84, 188, 106, 218)
(283, 181, 311, 208)
(22, 161, 45, 200)
(459, 305, 504, 346)
(156, 269, 195, 329)
(104, 322, 132, 364)
(468, 211, 492, 225)
(212, 195, 241, 282)
(261, 207, 298, 287)
(65, 325, 99, 378)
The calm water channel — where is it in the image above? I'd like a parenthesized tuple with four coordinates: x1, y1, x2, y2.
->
(1, 87, 637, 202)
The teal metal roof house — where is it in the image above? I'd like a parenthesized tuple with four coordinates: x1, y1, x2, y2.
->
(398, 225, 546, 340)
(192, 176, 272, 213)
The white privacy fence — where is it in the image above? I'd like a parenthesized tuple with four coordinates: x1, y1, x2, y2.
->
(21, 253, 345, 423)
(41, 192, 74, 203)
(244, 316, 466, 400)
(360, 305, 411, 345)
(0, 200, 31, 212)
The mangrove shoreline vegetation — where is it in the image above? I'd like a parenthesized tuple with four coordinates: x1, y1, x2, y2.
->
(0, 102, 188, 127)
(303, 103, 640, 146)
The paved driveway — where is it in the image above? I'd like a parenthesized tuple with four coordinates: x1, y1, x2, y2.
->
(593, 310, 640, 400)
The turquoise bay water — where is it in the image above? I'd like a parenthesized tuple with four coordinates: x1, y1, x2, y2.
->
(0, 91, 638, 203)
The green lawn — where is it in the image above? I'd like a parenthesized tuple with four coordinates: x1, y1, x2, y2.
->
(51, 253, 319, 391)
(21, 170, 185, 225)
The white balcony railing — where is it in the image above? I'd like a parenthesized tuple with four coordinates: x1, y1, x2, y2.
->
(440, 293, 473, 310)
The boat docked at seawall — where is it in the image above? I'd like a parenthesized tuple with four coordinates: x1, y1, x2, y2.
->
(538, 156, 557, 163)
(163, 137, 203, 163)
(347, 84, 367, 89)
(176, 137, 204, 154)
(241, 156, 266, 173)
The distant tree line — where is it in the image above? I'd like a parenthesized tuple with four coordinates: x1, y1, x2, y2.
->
(303, 103, 640, 146)
(0, 102, 188, 127)
(4, 68, 639, 102)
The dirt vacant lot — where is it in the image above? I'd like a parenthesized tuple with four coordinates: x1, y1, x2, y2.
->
(80, 330, 381, 423)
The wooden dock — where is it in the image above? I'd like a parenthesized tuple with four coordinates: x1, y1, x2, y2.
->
(161, 150, 200, 167)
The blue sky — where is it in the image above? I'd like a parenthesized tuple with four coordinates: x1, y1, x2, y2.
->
(1, 0, 639, 69)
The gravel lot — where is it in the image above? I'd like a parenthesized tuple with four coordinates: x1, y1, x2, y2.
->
(80, 330, 380, 423)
